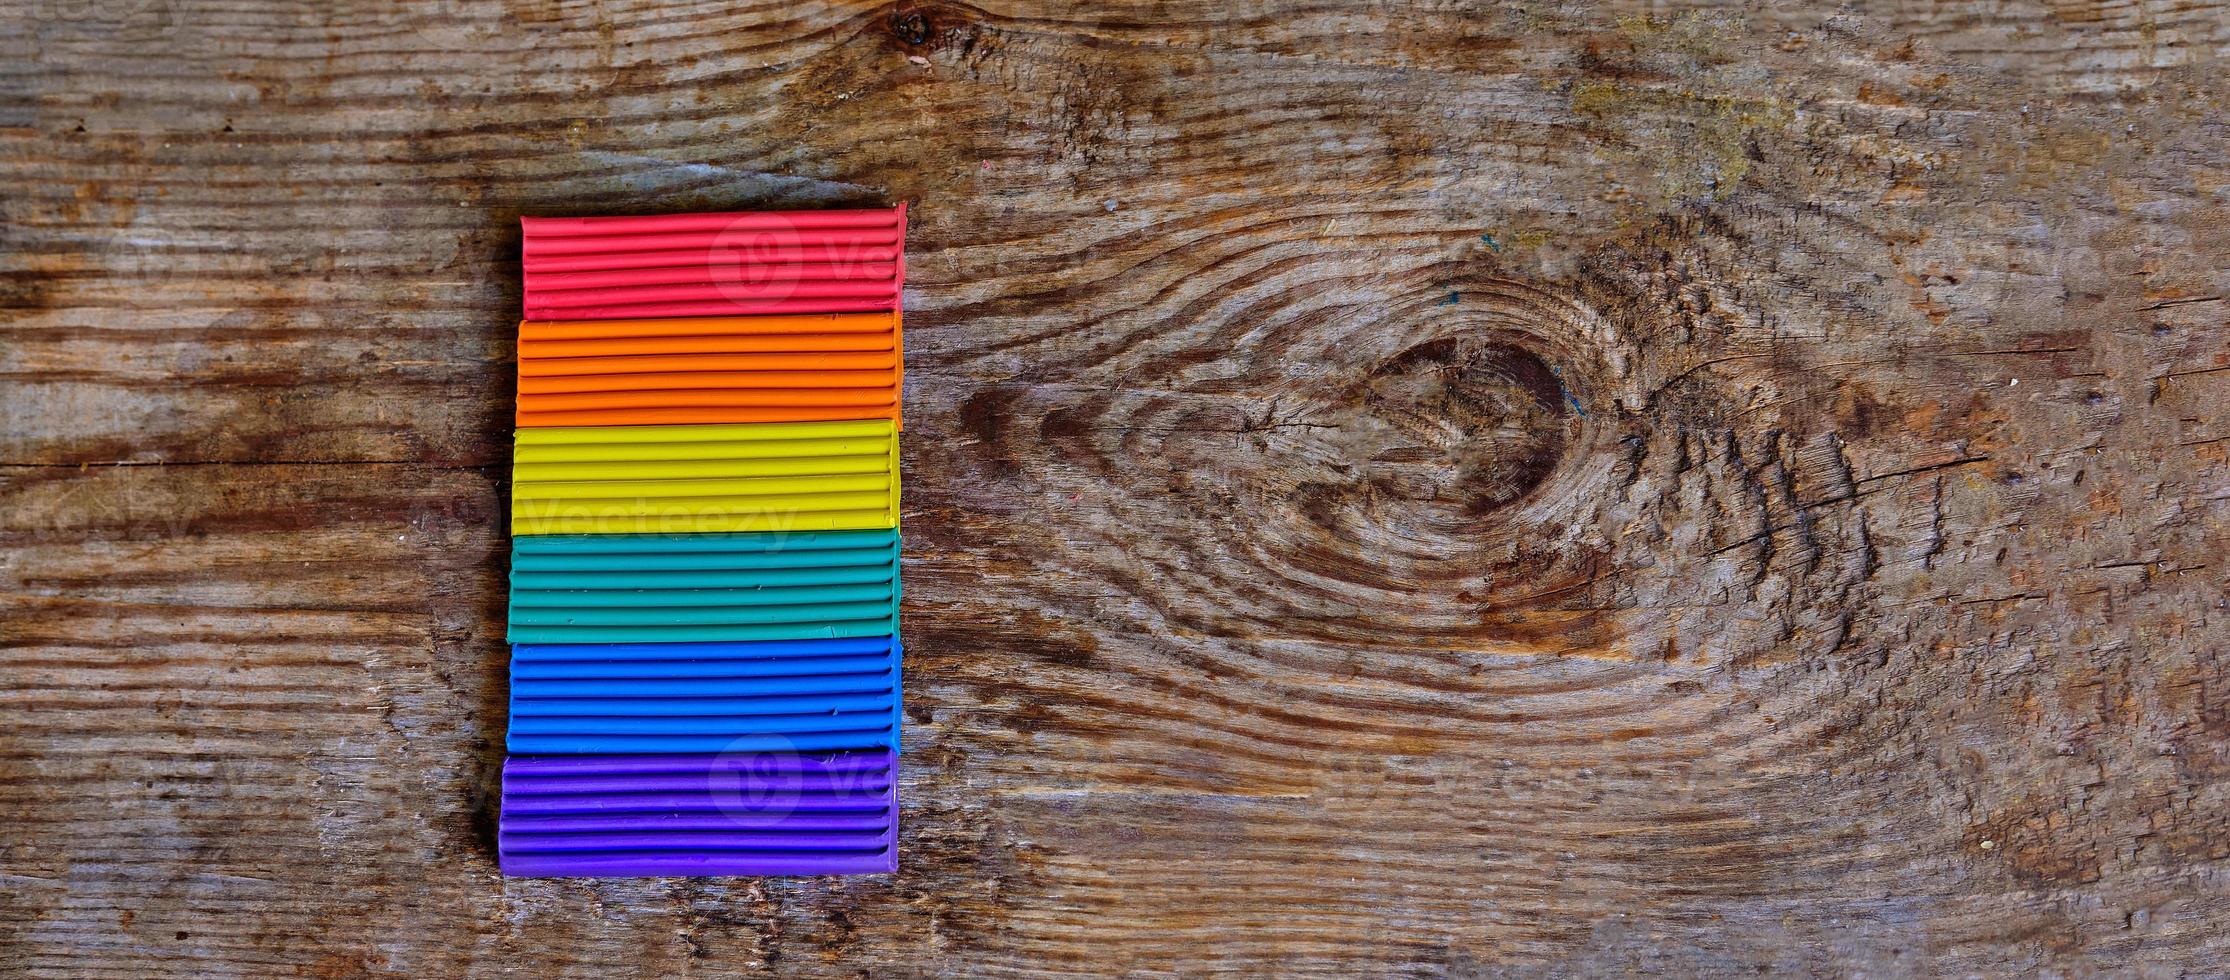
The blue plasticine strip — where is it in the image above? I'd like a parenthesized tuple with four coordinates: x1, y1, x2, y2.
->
(504, 637, 902, 756)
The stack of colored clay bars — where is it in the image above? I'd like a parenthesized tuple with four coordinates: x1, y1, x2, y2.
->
(498, 205, 907, 877)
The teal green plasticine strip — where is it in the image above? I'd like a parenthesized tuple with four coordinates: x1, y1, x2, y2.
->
(504, 528, 899, 644)
(510, 583, 891, 608)
(511, 599, 892, 627)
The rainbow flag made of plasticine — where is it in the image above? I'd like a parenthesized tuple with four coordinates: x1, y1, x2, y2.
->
(497, 205, 907, 877)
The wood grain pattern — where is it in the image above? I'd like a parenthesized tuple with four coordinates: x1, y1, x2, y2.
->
(5, 0, 2229, 975)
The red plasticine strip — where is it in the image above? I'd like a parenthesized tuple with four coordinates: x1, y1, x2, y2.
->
(521, 205, 907, 321)
(527, 245, 901, 274)
(524, 208, 902, 236)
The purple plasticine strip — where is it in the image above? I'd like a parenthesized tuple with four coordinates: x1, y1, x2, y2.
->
(498, 751, 896, 877)
(502, 851, 896, 876)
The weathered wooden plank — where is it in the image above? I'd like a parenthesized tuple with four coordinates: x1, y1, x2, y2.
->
(4, 0, 2229, 975)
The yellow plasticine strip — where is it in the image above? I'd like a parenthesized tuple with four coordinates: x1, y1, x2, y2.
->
(510, 419, 899, 536)
(511, 454, 892, 483)
(886, 412, 899, 526)
(514, 435, 892, 464)
(513, 509, 897, 536)
(511, 491, 894, 518)
(513, 473, 891, 502)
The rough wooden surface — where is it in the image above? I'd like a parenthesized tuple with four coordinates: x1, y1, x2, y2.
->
(5, 1, 2230, 975)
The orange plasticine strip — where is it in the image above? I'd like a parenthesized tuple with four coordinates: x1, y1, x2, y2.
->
(519, 375, 896, 401)
(516, 404, 901, 427)
(514, 312, 905, 428)
(526, 388, 897, 411)
(520, 369, 899, 395)
(518, 351, 898, 378)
